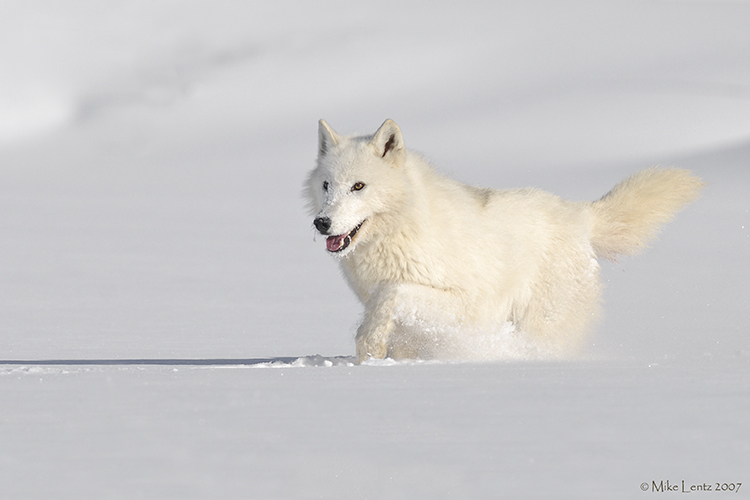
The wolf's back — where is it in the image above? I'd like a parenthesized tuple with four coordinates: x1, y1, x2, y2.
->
(590, 167, 704, 260)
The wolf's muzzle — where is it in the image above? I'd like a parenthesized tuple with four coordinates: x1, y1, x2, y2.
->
(313, 216, 332, 234)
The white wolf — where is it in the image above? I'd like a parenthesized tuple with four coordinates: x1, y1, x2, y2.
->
(305, 119, 703, 363)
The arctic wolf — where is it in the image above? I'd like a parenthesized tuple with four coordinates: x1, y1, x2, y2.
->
(305, 119, 703, 363)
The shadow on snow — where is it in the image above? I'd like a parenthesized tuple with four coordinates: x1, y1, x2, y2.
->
(0, 355, 357, 368)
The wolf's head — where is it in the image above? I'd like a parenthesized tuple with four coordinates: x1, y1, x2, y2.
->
(304, 119, 409, 256)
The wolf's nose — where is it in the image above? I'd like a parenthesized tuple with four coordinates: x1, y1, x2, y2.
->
(314, 217, 332, 234)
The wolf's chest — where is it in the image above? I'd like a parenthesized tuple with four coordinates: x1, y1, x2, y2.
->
(341, 242, 448, 301)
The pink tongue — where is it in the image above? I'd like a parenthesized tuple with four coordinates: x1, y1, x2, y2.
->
(326, 234, 347, 252)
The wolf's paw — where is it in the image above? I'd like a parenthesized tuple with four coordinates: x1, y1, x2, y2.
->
(355, 337, 388, 364)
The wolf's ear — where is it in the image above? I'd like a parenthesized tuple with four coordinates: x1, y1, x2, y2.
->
(370, 119, 404, 165)
(318, 119, 341, 157)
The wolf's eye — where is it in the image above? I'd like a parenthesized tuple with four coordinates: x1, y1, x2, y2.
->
(323, 181, 329, 191)
(351, 182, 365, 192)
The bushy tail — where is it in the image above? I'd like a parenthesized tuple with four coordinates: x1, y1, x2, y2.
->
(591, 167, 704, 260)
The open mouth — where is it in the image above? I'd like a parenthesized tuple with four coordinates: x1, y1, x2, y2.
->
(326, 220, 365, 253)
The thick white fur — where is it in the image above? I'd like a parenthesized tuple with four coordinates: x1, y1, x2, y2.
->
(305, 119, 704, 363)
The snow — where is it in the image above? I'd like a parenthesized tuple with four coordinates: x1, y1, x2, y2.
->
(1, 1, 748, 498)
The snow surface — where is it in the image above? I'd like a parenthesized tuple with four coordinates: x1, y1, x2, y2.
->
(1, 1, 748, 499)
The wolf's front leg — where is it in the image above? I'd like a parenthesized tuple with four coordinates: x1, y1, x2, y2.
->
(355, 285, 400, 363)
(354, 283, 464, 363)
